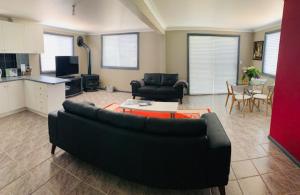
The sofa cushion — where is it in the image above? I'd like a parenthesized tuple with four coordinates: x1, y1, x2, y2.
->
(145, 117, 207, 136)
(156, 86, 177, 95)
(137, 86, 158, 94)
(62, 100, 99, 120)
(144, 73, 162, 86)
(97, 108, 146, 131)
(161, 74, 178, 86)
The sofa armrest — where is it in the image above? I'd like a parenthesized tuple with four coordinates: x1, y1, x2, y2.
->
(48, 111, 59, 143)
(201, 112, 231, 185)
(130, 79, 145, 88)
(130, 79, 145, 94)
(173, 80, 188, 88)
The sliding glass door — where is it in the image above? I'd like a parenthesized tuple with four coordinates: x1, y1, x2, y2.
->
(188, 35, 239, 95)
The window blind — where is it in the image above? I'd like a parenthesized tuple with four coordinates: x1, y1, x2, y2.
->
(40, 34, 73, 73)
(263, 31, 281, 76)
(189, 35, 239, 95)
(102, 33, 138, 69)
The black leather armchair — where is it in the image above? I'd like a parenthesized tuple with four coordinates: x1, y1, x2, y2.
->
(49, 100, 231, 195)
(130, 73, 188, 104)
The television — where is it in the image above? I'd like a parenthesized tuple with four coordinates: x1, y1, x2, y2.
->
(55, 56, 79, 77)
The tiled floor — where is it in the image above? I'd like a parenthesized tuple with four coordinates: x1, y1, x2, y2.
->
(0, 91, 299, 195)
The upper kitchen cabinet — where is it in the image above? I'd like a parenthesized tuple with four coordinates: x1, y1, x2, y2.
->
(0, 21, 44, 54)
(2, 22, 24, 53)
(24, 23, 44, 53)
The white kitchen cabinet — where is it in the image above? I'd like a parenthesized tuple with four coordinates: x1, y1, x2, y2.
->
(0, 81, 25, 116)
(0, 23, 5, 52)
(2, 22, 24, 53)
(24, 80, 65, 116)
(24, 23, 44, 53)
(8, 80, 25, 111)
(0, 77, 66, 118)
(0, 21, 43, 54)
(0, 83, 9, 114)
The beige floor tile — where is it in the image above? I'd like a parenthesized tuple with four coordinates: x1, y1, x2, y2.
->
(252, 156, 281, 174)
(1, 92, 297, 194)
(261, 143, 282, 156)
(0, 159, 61, 194)
(281, 168, 300, 191)
(43, 170, 81, 195)
(65, 158, 97, 181)
(244, 145, 268, 159)
(211, 181, 242, 195)
(229, 166, 236, 181)
(50, 150, 75, 169)
(238, 176, 269, 195)
(31, 185, 55, 195)
(225, 181, 243, 195)
(69, 182, 106, 195)
(286, 191, 300, 195)
(272, 154, 298, 171)
(231, 160, 259, 179)
(0, 153, 13, 169)
(0, 161, 27, 189)
(84, 169, 118, 194)
(17, 143, 53, 171)
(262, 172, 297, 195)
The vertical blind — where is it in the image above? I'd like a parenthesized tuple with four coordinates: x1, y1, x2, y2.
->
(189, 35, 239, 95)
(263, 31, 281, 76)
(40, 34, 73, 72)
(102, 33, 138, 69)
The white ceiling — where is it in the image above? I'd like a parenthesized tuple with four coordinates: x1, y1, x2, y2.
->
(0, 0, 284, 33)
(0, 0, 151, 34)
(150, 0, 284, 31)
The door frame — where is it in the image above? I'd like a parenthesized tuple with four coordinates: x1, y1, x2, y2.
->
(187, 33, 240, 95)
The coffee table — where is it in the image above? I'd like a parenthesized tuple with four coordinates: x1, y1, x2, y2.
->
(120, 99, 178, 118)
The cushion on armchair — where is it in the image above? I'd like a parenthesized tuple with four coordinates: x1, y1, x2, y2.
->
(144, 73, 161, 86)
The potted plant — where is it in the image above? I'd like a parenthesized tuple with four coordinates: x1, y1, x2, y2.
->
(242, 66, 261, 84)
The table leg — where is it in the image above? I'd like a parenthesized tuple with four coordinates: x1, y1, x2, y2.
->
(170, 113, 175, 118)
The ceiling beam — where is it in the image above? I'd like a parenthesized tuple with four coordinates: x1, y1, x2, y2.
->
(119, 0, 165, 34)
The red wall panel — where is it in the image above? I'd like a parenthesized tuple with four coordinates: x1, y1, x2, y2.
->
(270, 0, 300, 162)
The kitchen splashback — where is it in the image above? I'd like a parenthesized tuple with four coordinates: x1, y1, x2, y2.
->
(0, 54, 29, 77)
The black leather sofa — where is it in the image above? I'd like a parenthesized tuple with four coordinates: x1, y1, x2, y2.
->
(49, 100, 231, 195)
(130, 73, 188, 104)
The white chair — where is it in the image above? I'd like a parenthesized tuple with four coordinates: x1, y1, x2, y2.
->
(249, 84, 264, 94)
(225, 81, 233, 107)
(252, 86, 274, 116)
(249, 78, 267, 94)
(229, 85, 252, 116)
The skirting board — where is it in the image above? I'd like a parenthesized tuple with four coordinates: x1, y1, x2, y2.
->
(0, 107, 47, 119)
(26, 108, 48, 118)
(268, 135, 300, 167)
(0, 108, 26, 118)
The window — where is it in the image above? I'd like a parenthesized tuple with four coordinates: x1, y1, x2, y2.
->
(102, 33, 139, 69)
(188, 35, 239, 94)
(40, 33, 74, 73)
(263, 31, 281, 76)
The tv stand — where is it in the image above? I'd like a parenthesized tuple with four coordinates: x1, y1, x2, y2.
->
(64, 76, 83, 98)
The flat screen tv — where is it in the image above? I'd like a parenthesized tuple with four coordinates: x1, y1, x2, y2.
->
(55, 56, 79, 77)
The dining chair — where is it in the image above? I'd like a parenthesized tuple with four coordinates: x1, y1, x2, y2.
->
(225, 81, 233, 107)
(252, 86, 274, 116)
(249, 84, 265, 95)
(229, 85, 252, 116)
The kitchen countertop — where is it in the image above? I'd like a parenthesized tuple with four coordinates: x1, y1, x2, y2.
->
(0, 75, 69, 84)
